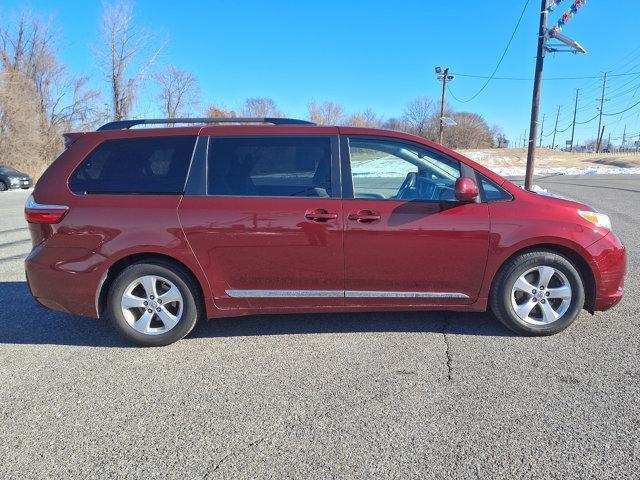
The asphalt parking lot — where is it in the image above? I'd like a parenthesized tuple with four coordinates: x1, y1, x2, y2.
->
(1, 176, 638, 479)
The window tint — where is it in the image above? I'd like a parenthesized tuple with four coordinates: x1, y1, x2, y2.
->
(208, 137, 332, 197)
(478, 174, 512, 202)
(348, 138, 460, 201)
(0, 166, 20, 175)
(70, 136, 196, 194)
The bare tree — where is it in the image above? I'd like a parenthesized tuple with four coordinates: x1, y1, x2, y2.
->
(0, 68, 44, 175)
(345, 108, 384, 127)
(382, 117, 407, 132)
(240, 97, 283, 117)
(0, 12, 102, 178)
(307, 100, 343, 125)
(491, 125, 508, 148)
(154, 65, 200, 118)
(402, 96, 436, 138)
(98, 0, 162, 120)
(442, 112, 494, 149)
(206, 102, 236, 118)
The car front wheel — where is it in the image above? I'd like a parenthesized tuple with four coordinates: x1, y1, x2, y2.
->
(490, 250, 585, 335)
(107, 260, 203, 346)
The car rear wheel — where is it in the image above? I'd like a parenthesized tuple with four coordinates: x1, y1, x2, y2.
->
(490, 250, 585, 335)
(107, 260, 203, 346)
(0, 181, 7, 191)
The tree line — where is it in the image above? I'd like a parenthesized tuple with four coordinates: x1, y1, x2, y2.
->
(0, 2, 507, 179)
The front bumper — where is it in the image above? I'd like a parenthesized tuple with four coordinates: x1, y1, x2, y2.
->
(586, 232, 626, 311)
(9, 178, 32, 189)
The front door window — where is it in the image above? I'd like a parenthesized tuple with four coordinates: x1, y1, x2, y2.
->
(348, 138, 461, 202)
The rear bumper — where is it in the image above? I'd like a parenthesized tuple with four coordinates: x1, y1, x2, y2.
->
(586, 232, 626, 311)
(25, 244, 108, 318)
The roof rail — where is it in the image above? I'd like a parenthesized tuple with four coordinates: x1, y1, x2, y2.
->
(97, 117, 315, 131)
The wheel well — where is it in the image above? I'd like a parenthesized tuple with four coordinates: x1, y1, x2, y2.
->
(491, 244, 596, 313)
(97, 253, 205, 317)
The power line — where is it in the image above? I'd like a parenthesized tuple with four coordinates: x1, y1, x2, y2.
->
(603, 98, 640, 116)
(451, 71, 640, 81)
(448, 0, 531, 103)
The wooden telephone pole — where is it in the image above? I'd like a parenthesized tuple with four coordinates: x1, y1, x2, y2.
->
(551, 105, 561, 149)
(595, 72, 608, 153)
(569, 89, 579, 152)
(438, 68, 449, 145)
(524, 0, 549, 191)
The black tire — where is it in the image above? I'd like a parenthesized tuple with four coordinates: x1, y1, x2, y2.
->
(489, 250, 585, 336)
(0, 181, 7, 191)
(107, 260, 203, 346)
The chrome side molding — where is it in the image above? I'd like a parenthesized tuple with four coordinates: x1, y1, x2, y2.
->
(226, 290, 343, 298)
(225, 289, 469, 299)
(345, 291, 469, 299)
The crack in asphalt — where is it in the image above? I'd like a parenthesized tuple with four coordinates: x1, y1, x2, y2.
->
(210, 436, 267, 474)
(442, 313, 453, 382)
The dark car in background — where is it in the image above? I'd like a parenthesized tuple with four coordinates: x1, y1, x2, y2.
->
(0, 166, 32, 191)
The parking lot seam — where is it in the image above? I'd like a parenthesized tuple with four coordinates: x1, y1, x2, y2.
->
(443, 312, 453, 382)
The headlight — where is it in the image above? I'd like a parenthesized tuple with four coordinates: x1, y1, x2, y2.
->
(578, 210, 612, 231)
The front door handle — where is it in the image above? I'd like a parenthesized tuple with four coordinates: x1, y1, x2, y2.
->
(305, 208, 338, 222)
(348, 209, 381, 223)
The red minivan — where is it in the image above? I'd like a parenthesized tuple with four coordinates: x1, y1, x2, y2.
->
(24, 118, 626, 346)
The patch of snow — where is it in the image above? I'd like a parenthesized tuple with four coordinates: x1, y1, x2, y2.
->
(529, 184, 548, 193)
(1, 187, 33, 194)
(488, 167, 640, 177)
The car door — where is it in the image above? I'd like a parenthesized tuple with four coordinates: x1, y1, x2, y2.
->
(340, 132, 490, 306)
(179, 128, 345, 310)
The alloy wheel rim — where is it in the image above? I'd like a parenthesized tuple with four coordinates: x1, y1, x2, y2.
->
(510, 266, 572, 326)
(121, 275, 184, 335)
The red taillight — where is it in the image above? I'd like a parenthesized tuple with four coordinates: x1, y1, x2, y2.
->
(25, 195, 69, 224)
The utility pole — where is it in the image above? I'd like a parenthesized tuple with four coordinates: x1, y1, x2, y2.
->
(569, 89, 579, 152)
(539, 114, 546, 147)
(597, 125, 605, 153)
(606, 132, 611, 152)
(435, 67, 455, 146)
(439, 68, 448, 145)
(622, 125, 627, 152)
(524, 129, 528, 148)
(524, 0, 549, 191)
(595, 72, 608, 153)
(551, 105, 561, 149)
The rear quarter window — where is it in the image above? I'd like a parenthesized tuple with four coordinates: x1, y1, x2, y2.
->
(69, 136, 196, 194)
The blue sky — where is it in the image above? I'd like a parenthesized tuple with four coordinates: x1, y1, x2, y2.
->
(3, 0, 640, 147)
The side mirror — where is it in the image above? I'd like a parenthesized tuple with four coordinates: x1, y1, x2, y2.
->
(454, 177, 479, 202)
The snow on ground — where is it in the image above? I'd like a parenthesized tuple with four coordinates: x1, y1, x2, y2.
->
(462, 149, 640, 176)
(351, 156, 414, 177)
(488, 166, 640, 177)
(351, 152, 640, 178)
(0, 188, 33, 195)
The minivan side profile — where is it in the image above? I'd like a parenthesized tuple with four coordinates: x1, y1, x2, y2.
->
(25, 118, 626, 346)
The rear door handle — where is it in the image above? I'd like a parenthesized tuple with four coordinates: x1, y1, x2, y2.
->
(305, 208, 338, 222)
(348, 209, 381, 223)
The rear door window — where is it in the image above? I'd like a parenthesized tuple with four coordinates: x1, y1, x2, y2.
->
(70, 136, 196, 194)
(207, 137, 333, 197)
